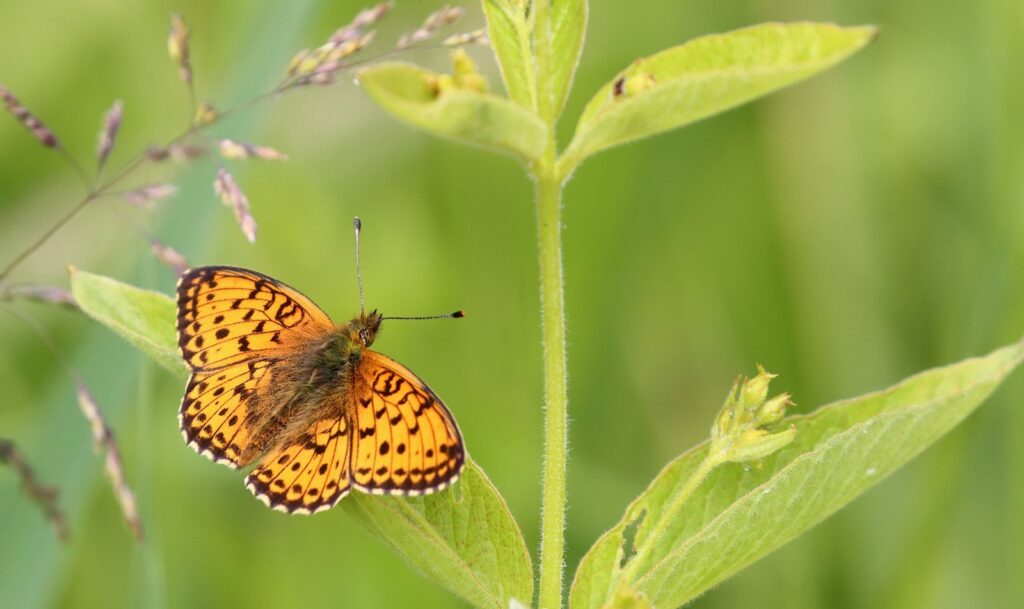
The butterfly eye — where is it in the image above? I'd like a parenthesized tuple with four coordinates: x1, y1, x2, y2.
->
(359, 329, 371, 344)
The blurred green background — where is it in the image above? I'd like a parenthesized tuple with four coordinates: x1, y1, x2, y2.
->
(1, 1, 1022, 608)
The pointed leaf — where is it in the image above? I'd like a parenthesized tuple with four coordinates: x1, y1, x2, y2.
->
(69, 267, 183, 374)
(345, 462, 534, 609)
(67, 270, 533, 609)
(570, 339, 1024, 609)
(544, 0, 588, 117)
(561, 23, 876, 171)
(481, 0, 536, 108)
(359, 62, 546, 161)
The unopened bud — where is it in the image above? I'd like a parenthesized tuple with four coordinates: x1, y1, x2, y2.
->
(723, 426, 796, 463)
(759, 393, 792, 426)
(709, 365, 796, 466)
(742, 364, 776, 409)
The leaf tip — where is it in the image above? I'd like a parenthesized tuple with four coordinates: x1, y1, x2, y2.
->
(851, 24, 881, 46)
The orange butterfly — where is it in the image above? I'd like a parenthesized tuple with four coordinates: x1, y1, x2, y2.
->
(175, 219, 465, 514)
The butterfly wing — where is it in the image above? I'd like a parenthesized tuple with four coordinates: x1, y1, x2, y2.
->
(177, 266, 332, 370)
(176, 266, 333, 468)
(179, 359, 274, 467)
(350, 350, 465, 495)
(245, 411, 352, 514)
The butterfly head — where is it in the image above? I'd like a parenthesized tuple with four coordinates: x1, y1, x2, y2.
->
(347, 309, 383, 348)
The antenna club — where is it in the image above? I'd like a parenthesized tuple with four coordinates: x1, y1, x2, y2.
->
(452, 310, 465, 318)
(353, 217, 362, 230)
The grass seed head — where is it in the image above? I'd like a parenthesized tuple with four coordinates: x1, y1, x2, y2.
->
(96, 99, 123, 170)
(168, 14, 193, 85)
(0, 84, 60, 149)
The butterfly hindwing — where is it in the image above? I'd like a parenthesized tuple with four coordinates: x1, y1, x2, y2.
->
(177, 266, 333, 370)
(245, 413, 352, 514)
(350, 351, 465, 495)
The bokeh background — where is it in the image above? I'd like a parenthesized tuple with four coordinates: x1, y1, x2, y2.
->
(1, 1, 1022, 608)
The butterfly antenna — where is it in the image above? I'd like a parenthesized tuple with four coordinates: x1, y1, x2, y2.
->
(354, 217, 365, 315)
(383, 311, 466, 321)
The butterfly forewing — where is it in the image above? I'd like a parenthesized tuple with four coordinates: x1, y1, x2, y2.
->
(350, 351, 465, 495)
(177, 266, 333, 369)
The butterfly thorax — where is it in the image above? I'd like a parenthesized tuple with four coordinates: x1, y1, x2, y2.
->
(300, 310, 382, 387)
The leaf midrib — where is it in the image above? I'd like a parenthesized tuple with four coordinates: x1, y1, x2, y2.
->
(629, 371, 1008, 604)
(355, 483, 503, 609)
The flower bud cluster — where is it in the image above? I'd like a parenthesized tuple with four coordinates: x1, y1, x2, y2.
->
(710, 365, 796, 464)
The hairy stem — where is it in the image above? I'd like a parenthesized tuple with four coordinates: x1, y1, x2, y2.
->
(532, 2, 569, 605)
(535, 162, 567, 609)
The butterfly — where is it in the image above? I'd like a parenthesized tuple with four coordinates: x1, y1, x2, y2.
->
(175, 220, 465, 514)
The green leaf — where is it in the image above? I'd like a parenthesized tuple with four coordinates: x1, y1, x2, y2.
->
(67, 270, 533, 609)
(570, 339, 1024, 609)
(561, 22, 877, 172)
(543, 0, 588, 117)
(604, 585, 654, 609)
(345, 462, 534, 609)
(359, 62, 547, 162)
(481, 0, 536, 108)
(69, 267, 184, 374)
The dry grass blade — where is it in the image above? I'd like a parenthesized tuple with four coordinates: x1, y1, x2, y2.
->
(444, 29, 489, 47)
(96, 99, 123, 171)
(0, 438, 69, 541)
(75, 380, 144, 540)
(218, 139, 288, 161)
(1, 283, 77, 308)
(214, 168, 257, 243)
(121, 184, 178, 208)
(149, 239, 189, 276)
(397, 5, 464, 49)
(286, 33, 377, 87)
(331, 1, 393, 44)
(283, 2, 399, 88)
(0, 84, 60, 149)
(146, 143, 206, 162)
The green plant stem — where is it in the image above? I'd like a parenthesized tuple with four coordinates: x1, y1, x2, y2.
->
(533, 2, 568, 605)
(531, 63, 575, 601)
(535, 162, 567, 609)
